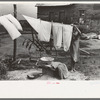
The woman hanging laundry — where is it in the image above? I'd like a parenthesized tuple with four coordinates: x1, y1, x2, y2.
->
(23, 15, 81, 73)
(70, 25, 81, 72)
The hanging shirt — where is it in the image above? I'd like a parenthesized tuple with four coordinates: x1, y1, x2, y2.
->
(52, 23, 63, 49)
(23, 15, 51, 42)
(0, 16, 21, 40)
(62, 24, 73, 52)
(5, 14, 23, 31)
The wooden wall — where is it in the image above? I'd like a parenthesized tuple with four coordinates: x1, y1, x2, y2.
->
(37, 4, 100, 33)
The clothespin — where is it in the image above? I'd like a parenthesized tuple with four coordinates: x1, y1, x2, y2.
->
(51, 20, 53, 25)
(71, 24, 74, 26)
(62, 22, 63, 32)
(62, 22, 63, 33)
(51, 20, 53, 30)
(50, 20, 53, 36)
(61, 22, 63, 27)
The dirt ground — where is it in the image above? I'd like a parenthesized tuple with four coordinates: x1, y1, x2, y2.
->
(1, 33, 100, 80)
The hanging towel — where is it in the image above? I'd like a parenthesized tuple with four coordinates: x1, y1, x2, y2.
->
(38, 20, 51, 42)
(23, 15, 51, 42)
(4, 14, 23, 31)
(0, 16, 21, 40)
(63, 24, 73, 52)
(70, 26, 80, 63)
(52, 23, 63, 49)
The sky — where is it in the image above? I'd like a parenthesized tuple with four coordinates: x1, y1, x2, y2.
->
(0, 2, 71, 20)
(0, 2, 100, 20)
(0, 3, 37, 20)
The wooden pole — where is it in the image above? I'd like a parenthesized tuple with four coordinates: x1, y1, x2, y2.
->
(13, 4, 17, 61)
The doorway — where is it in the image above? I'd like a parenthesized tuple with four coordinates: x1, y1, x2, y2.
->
(59, 11, 65, 23)
(49, 12, 54, 21)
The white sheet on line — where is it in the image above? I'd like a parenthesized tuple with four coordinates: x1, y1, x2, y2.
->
(52, 22, 63, 49)
(5, 14, 23, 31)
(23, 15, 51, 42)
(0, 16, 21, 40)
(63, 24, 73, 52)
(23, 15, 41, 33)
(39, 20, 51, 42)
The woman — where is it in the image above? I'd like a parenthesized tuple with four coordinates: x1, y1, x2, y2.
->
(70, 25, 81, 72)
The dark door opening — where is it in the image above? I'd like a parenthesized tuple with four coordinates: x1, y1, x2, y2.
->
(59, 11, 65, 23)
(49, 12, 54, 21)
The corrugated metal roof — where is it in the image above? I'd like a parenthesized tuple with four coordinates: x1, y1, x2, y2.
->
(35, 3, 72, 7)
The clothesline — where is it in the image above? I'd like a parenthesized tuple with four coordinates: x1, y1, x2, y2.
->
(1, 12, 81, 36)
(16, 15, 90, 55)
(23, 15, 75, 52)
(0, 14, 90, 63)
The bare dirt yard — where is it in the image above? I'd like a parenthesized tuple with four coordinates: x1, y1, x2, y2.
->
(1, 33, 100, 80)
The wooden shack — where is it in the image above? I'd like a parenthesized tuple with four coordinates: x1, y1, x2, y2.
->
(36, 4, 100, 32)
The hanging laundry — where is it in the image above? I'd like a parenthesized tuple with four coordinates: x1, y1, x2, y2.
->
(23, 15, 41, 33)
(62, 24, 73, 52)
(23, 15, 51, 42)
(4, 14, 23, 31)
(52, 23, 63, 49)
(38, 20, 51, 42)
(0, 16, 21, 40)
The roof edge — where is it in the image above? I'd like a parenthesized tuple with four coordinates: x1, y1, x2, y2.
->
(35, 3, 73, 7)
